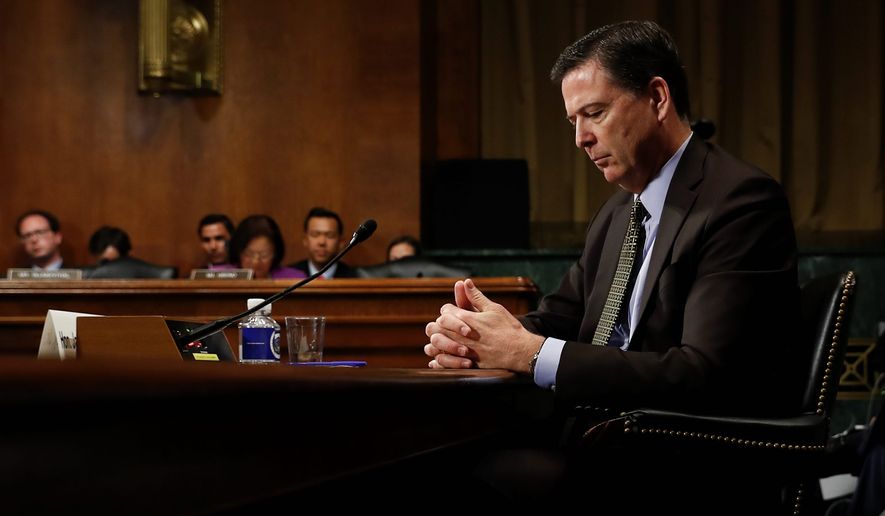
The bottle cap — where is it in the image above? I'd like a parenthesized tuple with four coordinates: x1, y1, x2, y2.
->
(247, 298, 271, 314)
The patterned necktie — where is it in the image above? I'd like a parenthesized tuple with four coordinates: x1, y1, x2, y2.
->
(592, 198, 649, 347)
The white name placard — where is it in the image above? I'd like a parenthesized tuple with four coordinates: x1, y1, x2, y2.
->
(37, 309, 102, 361)
(7, 268, 83, 280)
(189, 268, 254, 280)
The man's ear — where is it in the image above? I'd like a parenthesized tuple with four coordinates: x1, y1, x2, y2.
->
(647, 76, 671, 122)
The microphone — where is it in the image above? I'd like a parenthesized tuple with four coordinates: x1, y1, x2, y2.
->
(174, 219, 377, 347)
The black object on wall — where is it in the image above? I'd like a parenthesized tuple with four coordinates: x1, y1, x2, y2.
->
(421, 159, 530, 249)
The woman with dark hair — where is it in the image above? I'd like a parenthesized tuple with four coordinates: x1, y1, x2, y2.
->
(386, 235, 422, 262)
(89, 226, 132, 263)
(85, 226, 177, 279)
(227, 215, 304, 280)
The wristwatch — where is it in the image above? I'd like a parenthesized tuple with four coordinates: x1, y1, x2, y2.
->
(528, 348, 542, 376)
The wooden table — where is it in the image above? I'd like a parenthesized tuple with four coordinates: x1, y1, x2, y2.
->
(0, 358, 548, 513)
(0, 277, 539, 366)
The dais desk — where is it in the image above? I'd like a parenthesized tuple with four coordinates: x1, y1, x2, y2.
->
(0, 277, 539, 366)
(0, 358, 546, 513)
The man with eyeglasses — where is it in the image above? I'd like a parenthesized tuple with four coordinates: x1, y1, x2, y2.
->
(15, 210, 65, 270)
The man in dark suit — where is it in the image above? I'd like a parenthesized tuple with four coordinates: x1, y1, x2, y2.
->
(426, 21, 799, 420)
(290, 207, 357, 279)
(422, 20, 800, 509)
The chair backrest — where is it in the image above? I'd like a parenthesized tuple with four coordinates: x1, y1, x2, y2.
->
(356, 258, 471, 279)
(799, 271, 857, 416)
(85, 257, 178, 279)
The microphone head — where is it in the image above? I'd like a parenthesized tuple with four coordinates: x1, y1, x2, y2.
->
(352, 219, 378, 244)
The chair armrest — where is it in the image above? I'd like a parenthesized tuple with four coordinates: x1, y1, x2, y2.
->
(581, 409, 829, 453)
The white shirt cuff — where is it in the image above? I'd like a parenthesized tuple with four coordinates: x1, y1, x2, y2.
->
(533, 337, 565, 390)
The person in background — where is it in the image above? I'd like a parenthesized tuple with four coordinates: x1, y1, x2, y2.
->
(226, 215, 305, 280)
(386, 235, 422, 262)
(197, 214, 234, 268)
(88, 226, 131, 263)
(15, 209, 65, 270)
(291, 207, 357, 279)
(85, 226, 177, 279)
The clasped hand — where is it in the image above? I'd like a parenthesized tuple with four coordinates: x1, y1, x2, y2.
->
(424, 278, 544, 373)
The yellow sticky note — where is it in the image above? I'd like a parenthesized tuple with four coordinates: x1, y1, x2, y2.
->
(193, 353, 220, 362)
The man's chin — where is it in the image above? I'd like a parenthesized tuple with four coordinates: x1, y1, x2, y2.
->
(600, 168, 622, 184)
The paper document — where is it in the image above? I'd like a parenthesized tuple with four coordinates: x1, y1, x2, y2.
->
(819, 473, 857, 500)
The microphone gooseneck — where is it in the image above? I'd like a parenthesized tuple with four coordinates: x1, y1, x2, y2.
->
(175, 219, 378, 347)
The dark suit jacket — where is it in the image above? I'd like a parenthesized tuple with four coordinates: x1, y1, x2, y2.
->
(290, 259, 357, 279)
(521, 135, 800, 416)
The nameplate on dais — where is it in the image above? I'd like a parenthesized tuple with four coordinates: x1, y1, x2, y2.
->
(7, 268, 83, 280)
(190, 269, 254, 280)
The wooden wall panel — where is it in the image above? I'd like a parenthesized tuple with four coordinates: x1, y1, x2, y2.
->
(420, 0, 481, 161)
(0, 0, 420, 273)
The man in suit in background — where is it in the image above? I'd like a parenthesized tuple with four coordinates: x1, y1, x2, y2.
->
(423, 20, 800, 507)
(197, 214, 234, 268)
(15, 209, 65, 270)
(291, 207, 356, 279)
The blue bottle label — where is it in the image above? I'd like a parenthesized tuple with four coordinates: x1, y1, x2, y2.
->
(241, 327, 279, 361)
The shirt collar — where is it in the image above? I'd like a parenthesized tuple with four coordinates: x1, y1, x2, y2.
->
(636, 132, 693, 222)
(308, 261, 338, 279)
(33, 258, 63, 271)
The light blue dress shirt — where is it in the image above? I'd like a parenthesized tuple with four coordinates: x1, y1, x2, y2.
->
(533, 133, 693, 390)
(308, 261, 338, 280)
(33, 258, 63, 271)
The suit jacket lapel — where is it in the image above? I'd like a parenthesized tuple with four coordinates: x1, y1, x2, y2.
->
(635, 136, 706, 330)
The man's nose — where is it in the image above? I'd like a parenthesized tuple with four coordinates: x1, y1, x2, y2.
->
(575, 119, 595, 149)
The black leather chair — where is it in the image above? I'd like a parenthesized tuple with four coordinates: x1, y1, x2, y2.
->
(572, 271, 857, 514)
(83, 257, 178, 279)
(356, 257, 470, 279)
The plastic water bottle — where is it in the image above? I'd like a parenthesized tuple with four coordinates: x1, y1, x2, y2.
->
(238, 298, 280, 364)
